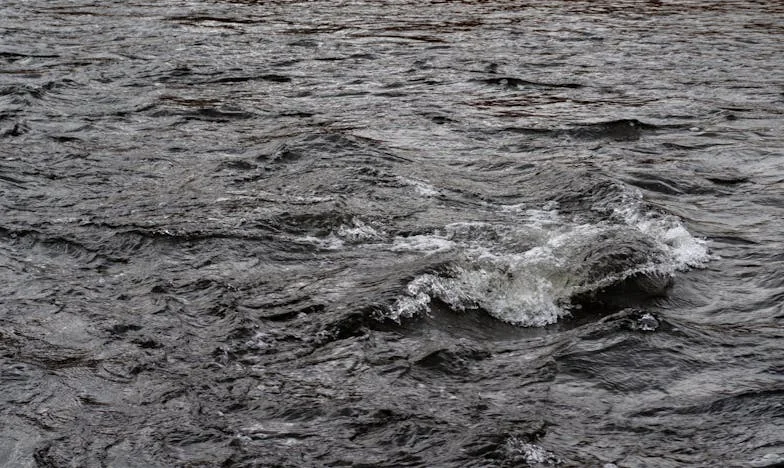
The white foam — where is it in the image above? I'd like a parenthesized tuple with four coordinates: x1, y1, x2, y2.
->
(290, 187, 709, 328)
(390, 234, 455, 254)
(498, 203, 527, 213)
(398, 176, 440, 197)
(298, 234, 344, 250)
(505, 437, 560, 465)
(296, 218, 384, 249)
(387, 248, 569, 327)
(335, 219, 383, 242)
(386, 193, 710, 327)
(750, 453, 784, 467)
(597, 184, 710, 269)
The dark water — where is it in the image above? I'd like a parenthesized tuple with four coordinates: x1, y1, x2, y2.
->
(2, 1, 783, 466)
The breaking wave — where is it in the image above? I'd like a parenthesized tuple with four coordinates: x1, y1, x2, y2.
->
(386, 184, 709, 327)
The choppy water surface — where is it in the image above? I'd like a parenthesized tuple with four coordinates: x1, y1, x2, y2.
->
(2, 1, 783, 466)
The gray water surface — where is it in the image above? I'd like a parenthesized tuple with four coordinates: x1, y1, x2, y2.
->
(1, 1, 783, 466)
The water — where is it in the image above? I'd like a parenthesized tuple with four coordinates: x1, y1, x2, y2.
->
(1, 1, 783, 466)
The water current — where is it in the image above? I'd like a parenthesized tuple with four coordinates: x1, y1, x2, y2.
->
(1, 1, 783, 466)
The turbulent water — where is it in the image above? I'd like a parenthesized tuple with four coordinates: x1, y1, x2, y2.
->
(1, 1, 783, 466)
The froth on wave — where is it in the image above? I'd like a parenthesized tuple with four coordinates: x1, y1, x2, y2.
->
(386, 185, 709, 327)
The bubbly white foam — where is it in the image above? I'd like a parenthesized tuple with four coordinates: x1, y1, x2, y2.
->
(295, 188, 710, 327)
(298, 234, 345, 250)
(596, 184, 710, 268)
(297, 218, 384, 249)
(398, 176, 440, 197)
(386, 190, 710, 327)
(335, 219, 383, 242)
(505, 437, 560, 465)
(390, 234, 455, 254)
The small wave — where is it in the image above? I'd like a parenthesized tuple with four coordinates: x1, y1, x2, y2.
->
(398, 176, 441, 197)
(335, 219, 384, 243)
(593, 183, 710, 269)
(295, 218, 385, 250)
(390, 234, 455, 254)
(505, 437, 560, 465)
(386, 186, 709, 327)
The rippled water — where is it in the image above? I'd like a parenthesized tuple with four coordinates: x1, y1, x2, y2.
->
(2, 1, 783, 466)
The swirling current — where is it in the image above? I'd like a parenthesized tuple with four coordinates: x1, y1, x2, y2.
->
(1, 1, 783, 467)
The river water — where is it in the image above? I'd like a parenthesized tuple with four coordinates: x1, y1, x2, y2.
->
(1, 1, 783, 467)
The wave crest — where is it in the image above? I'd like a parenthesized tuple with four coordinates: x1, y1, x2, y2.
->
(387, 185, 709, 327)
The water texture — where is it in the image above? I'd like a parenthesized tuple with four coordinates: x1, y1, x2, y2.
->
(1, 1, 783, 466)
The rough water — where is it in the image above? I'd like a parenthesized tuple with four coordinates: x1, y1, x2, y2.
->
(1, 1, 783, 466)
